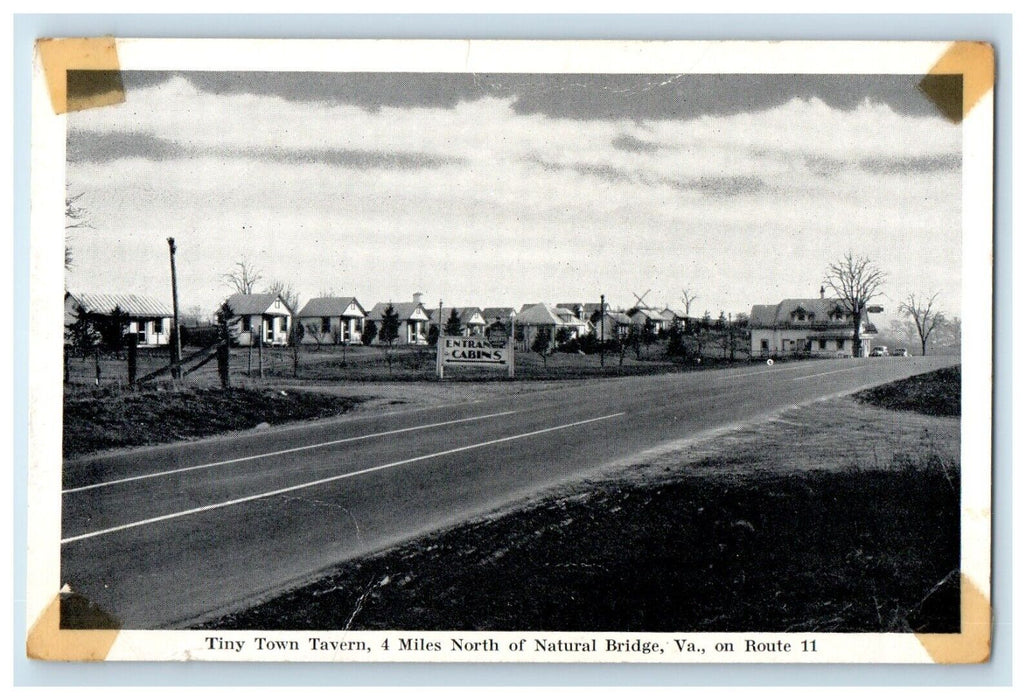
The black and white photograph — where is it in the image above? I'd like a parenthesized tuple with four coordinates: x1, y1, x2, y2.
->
(26, 39, 993, 662)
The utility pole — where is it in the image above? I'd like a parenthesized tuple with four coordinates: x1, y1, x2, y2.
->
(166, 237, 182, 379)
(599, 294, 606, 368)
(437, 299, 444, 380)
(509, 304, 515, 379)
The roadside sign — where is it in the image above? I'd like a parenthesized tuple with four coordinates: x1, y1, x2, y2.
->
(437, 335, 515, 378)
(486, 326, 510, 347)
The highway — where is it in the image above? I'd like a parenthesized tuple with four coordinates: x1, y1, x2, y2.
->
(60, 355, 958, 629)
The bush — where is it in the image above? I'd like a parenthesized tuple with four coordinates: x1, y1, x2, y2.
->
(181, 324, 221, 348)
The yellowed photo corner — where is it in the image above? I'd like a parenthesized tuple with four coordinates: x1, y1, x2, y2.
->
(36, 37, 124, 114)
(26, 594, 120, 661)
(918, 41, 995, 123)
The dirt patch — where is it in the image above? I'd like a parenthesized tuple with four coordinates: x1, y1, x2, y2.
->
(853, 365, 960, 416)
(198, 398, 960, 633)
(63, 387, 370, 459)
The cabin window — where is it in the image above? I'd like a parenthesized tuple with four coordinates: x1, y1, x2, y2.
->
(837, 339, 845, 350)
(322, 317, 331, 333)
(241, 316, 251, 332)
(819, 340, 827, 350)
(760, 339, 769, 351)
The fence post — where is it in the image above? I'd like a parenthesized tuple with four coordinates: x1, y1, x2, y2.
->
(218, 339, 230, 388)
(126, 335, 138, 385)
(257, 329, 264, 379)
(94, 347, 101, 386)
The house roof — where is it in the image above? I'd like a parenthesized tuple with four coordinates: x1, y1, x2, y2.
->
(67, 291, 172, 317)
(482, 307, 516, 321)
(749, 298, 865, 328)
(368, 302, 428, 321)
(429, 307, 486, 325)
(225, 293, 290, 316)
(605, 311, 633, 325)
(297, 297, 365, 318)
(749, 304, 779, 327)
(515, 303, 564, 326)
(553, 307, 591, 328)
(629, 308, 666, 321)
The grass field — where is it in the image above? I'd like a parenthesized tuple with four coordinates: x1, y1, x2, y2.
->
(66, 342, 764, 387)
(854, 365, 961, 416)
(198, 368, 961, 633)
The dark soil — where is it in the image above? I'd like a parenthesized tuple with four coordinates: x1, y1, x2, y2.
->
(853, 365, 961, 416)
(201, 456, 960, 633)
(63, 387, 369, 459)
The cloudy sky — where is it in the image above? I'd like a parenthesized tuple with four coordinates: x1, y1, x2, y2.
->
(65, 71, 962, 318)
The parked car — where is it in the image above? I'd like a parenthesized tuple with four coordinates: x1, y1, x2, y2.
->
(891, 348, 909, 357)
(870, 346, 888, 357)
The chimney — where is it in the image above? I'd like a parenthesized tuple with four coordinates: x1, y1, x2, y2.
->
(412, 292, 423, 304)
(820, 285, 825, 299)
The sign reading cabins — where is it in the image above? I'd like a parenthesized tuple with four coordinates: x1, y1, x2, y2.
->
(436, 336, 515, 378)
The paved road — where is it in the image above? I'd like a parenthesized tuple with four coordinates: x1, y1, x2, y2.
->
(61, 356, 958, 628)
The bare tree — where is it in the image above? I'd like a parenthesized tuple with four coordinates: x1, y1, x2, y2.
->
(264, 280, 300, 315)
(681, 288, 698, 317)
(65, 191, 92, 270)
(302, 320, 325, 351)
(223, 257, 263, 295)
(823, 252, 887, 357)
(899, 292, 946, 356)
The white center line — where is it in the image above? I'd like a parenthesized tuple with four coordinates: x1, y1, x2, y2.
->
(791, 365, 868, 381)
(719, 363, 822, 381)
(61, 411, 626, 544)
(63, 410, 520, 494)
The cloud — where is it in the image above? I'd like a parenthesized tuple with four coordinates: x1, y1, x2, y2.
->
(857, 153, 963, 174)
(612, 134, 660, 153)
(67, 131, 181, 163)
(802, 152, 962, 177)
(68, 129, 463, 170)
(121, 71, 956, 121)
(526, 155, 769, 198)
(661, 175, 767, 197)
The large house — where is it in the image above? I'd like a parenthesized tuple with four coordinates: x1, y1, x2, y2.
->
(65, 291, 173, 347)
(295, 297, 366, 345)
(427, 307, 487, 337)
(749, 297, 878, 357)
(368, 293, 430, 345)
(224, 293, 293, 347)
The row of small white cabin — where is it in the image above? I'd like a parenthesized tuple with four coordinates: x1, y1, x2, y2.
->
(66, 290, 691, 350)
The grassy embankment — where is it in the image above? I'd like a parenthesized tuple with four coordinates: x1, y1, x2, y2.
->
(63, 387, 369, 459)
(200, 365, 962, 633)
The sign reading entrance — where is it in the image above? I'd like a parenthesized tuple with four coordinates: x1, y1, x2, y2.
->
(437, 335, 515, 378)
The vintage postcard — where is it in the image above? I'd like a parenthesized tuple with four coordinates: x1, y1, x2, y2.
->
(26, 38, 993, 662)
